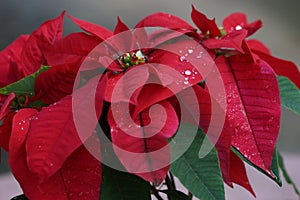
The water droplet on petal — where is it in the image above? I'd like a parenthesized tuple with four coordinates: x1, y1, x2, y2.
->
(184, 70, 192, 76)
(188, 49, 194, 54)
(235, 25, 242, 30)
(180, 56, 186, 62)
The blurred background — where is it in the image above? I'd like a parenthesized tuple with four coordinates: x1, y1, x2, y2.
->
(0, 0, 299, 199)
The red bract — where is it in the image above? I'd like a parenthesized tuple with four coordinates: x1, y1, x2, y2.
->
(108, 100, 178, 184)
(246, 39, 300, 89)
(216, 55, 280, 175)
(22, 11, 65, 75)
(67, 14, 112, 41)
(0, 35, 28, 153)
(191, 5, 220, 37)
(135, 12, 195, 31)
(9, 109, 102, 200)
(0, 35, 29, 86)
(222, 12, 262, 37)
(221, 13, 300, 88)
(203, 29, 248, 53)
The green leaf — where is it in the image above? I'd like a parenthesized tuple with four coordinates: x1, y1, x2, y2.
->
(278, 152, 300, 198)
(231, 146, 282, 186)
(277, 76, 300, 115)
(0, 66, 49, 97)
(270, 147, 282, 186)
(170, 128, 225, 200)
(159, 190, 192, 200)
(100, 164, 151, 200)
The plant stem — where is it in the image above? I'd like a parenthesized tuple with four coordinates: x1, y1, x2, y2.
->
(169, 172, 176, 190)
(165, 174, 174, 191)
(151, 185, 164, 200)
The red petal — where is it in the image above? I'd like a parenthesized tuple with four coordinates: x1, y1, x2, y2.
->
(0, 35, 28, 86)
(44, 32, 101, 67)
(26, 96, 82, 181)
(67, 14, 112, 40)
(34, 64, 78, 104)
(203, 29, 248, 53)
(246, 39, 271, 54)
(133, 84, 174, 118)
(247, 40, 300, 89)
(114, 17, 130, 34)
(229, 151, 255, 196)
(112, 17, 133, 54)
(28, 75, 105, 181)
(104, 66, 149, 104)
(148, 39, 208, 86)
(22, 11, 65, 75)
(135, 12, 195, 31)
(9, 111, 102, 200)
(0, 112, 15, 151)
(223, 12, 262, 36)
(108, 100, 178, 184)
(216, 55, 281, 175)
(0, 93, 15, 120)
(191, 5, 221, 37)
(147, 28, 192, 48)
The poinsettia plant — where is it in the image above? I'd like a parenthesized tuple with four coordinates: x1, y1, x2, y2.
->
(1, 5, 300, 200)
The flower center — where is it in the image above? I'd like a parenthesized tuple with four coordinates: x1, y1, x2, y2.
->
(118, 50, 147, 69)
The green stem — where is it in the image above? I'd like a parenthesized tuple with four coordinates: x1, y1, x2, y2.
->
(151, 186, 164, 200)
(169, 172, 176, 190)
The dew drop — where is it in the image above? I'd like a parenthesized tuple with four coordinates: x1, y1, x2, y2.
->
(235, 25, 242, 30)
(234, 128, 239, 134)
(187, 49, 194, 54)
(21, 127, 24, 131)
(179, 50, 183, 53)
(183, 81, 189, 85)
(184, 70, 192, 76)
(180, 56, 186, 62)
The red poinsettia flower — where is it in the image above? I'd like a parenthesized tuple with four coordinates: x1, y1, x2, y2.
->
(131, 6, 296, 196)
(222, 12, 300, 89)
(0, 36, 28, 153)
(69, 16, 201, 184)
(0, 11, 65, 151)
(0, 12, 106, 199)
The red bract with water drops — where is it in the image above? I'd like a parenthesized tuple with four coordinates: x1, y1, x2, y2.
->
(0, 5, 299, 200)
